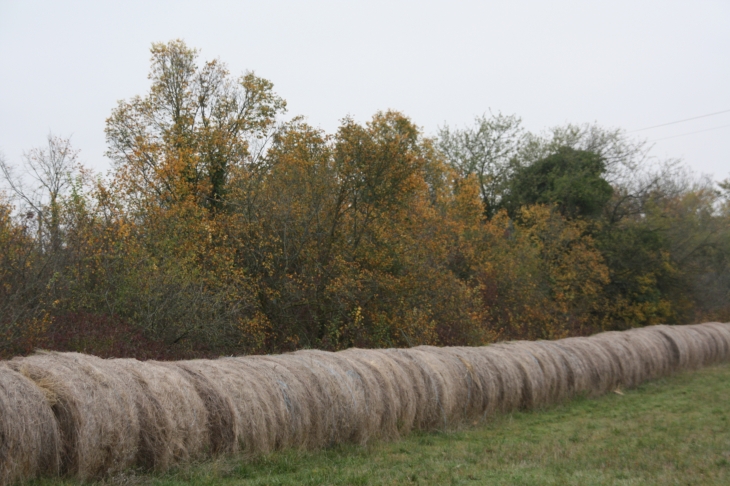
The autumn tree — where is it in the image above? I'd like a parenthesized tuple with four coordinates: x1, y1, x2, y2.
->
(228, 111, 492, 350)
(6, 40, 729, 359)
(105, 39, 286, 212)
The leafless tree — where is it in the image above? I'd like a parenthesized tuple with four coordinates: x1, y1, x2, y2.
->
(0, 134, 79, 251)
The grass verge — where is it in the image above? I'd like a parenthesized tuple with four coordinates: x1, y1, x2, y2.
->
(34, 363, 730, 485)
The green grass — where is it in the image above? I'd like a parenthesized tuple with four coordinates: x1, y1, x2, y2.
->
(36, 364, 730, 485)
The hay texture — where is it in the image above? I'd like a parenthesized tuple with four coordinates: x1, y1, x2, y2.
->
(0, 364, 60, 486)
(114, 359, 211, 470)
(1, 322, 729, 482)
(8, 352, 140, 480)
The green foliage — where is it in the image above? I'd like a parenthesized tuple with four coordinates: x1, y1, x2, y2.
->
(501, 146, 613, 220)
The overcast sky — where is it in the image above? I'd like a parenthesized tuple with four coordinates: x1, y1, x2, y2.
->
(1, 0, 729, 180)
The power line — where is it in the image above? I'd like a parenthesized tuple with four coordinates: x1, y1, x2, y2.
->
(629, 109, 730, 132)
(649, 123, 730, 142)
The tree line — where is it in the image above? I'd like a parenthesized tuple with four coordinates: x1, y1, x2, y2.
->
(1, 40, 729, 359)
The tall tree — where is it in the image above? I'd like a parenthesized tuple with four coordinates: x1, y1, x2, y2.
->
(0, 134, 79, 252)
(438, 112, 524, 217)
(105, 40, 286, 212)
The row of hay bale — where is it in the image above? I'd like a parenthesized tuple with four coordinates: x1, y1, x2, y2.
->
(1, 322, 729, 484)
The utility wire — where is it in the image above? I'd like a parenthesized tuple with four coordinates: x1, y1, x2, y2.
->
(629, 109, 730, 132)
(649, 123, 730, 142)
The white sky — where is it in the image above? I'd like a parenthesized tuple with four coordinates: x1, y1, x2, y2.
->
(1, 0, 729, 180)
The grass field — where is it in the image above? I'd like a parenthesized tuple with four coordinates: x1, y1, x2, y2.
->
(36, 363, 730, 486)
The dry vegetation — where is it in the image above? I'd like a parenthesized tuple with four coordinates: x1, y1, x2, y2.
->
(1, 322, 729, 484)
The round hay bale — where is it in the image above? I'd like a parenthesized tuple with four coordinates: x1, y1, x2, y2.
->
(392, 347, 465, 428)
(8, 352, 139, 480)
(680, 326, 715, 367)
(687, 324, 724, 365)
(514, 341, 572, 405)
(555, 337, 619, 396)
(270, 350, 376, 446)
(488, 342, 550, 410)
(552, 340, 594, 396)
(530, 340, 581, 402)
(630, 326, 694, 374)
(413, 346, 485, 424)
(648, 325, 686, 371)
(701, 322, 730, 360)
(477, 345, 526, 413)
(435, 346, 497, 421)
(375, 348, 440, 429)
(381, 348, 437, 430)
(252, 354, 340, 450)
(171, 361, 237, 455)
(112, 359, 211, 470)
(338, 348, 414, 439)
(590, 332, 645, 388)
(188, 358, 284, 454)
(0, 364, 61, 485)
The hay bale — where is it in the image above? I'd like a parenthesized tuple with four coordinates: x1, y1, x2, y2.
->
(513, 341, 573, 405)
(635, 326, 698, 373)
(667, 325, 708, 367)
(648, 325, 686, 371)
(387, 347, 465, 428)
(476, 345, 525, 413)
(368, 349, 425, 435)
(300, 350, 386, 444)
(434, 347, 496, 421)
(688, 324, 725, 365)
(262, 350, 377, 447)
(554, 337, 620, 396)
(338, 348, 414, 439)
(549, 341, 591, 397)
(626, 327, 682, 378)
(411, 346, 484, 424)
(248, 354, 335, 450)
(171, 361, 237, 455)
(590, 332, 645, 388)
(112, 360, 211, 470)
(8, 352, 139, 480)
(229, 356, 318, 453)
(702, 322, 730, 360)
(382, 348, 442, 430)
(532, 340, 586, 402)
(680, 326, 715, 367)
(0, 364, 61, 486)
(486, 342, 550, 409)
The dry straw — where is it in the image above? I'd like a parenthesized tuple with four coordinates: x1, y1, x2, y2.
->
(340, 348, 418, 438)
(7, 352, 140, 480)
(0, 364, 60, 486)
(1, 322, 729, 483)
(113, 359, 211, 470)
(171, 361, 237, 454)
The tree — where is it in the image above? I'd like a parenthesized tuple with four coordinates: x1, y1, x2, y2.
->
(518, 123, 649, 183)
(438, 112, 524, 217)
(105, 40, 286, 212)
(0, 140, 81, 356)
(501, 146, 613, 220)
(0, 134, 79, 252)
